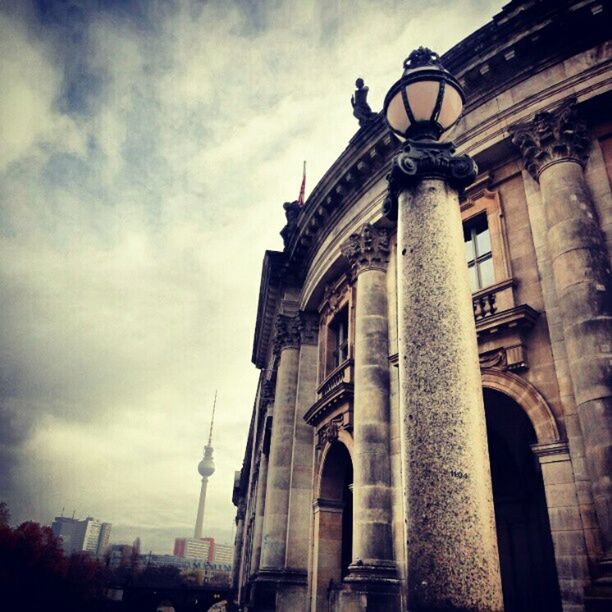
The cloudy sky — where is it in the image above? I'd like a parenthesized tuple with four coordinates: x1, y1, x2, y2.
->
(0, 0, 504, 553)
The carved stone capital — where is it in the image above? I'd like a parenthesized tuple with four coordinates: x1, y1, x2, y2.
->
(273, 313, 301, 353)
(383, 139, 478, 221)
(510, 99, 590, 181)
(341, 223, 390, 277)
(298, 312, 319, 345)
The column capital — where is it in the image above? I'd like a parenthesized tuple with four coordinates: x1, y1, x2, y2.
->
(273, 313, 301, 353)
(383, 140, 477, 221)
(298, 311, 319, 346)
(510, 98, 590, 180)
(341, 223, 390, 277)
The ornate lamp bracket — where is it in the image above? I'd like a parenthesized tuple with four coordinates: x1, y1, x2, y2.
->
(383, 140, 478, 221)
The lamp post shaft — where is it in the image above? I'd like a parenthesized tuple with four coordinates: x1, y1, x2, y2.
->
(396, 177, 503, 610)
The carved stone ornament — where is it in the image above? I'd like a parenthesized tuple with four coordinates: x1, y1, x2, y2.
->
(341, 223, 390, 277)
(317, 419, 340, 448)
(273, 313, 301, 353)
(298, 312, 319, 346)
(383, 140, 478, 221)
(510, 98, 590, 181)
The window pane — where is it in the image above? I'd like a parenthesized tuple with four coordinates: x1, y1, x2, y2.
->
(468, 264, 478, 292)
(478, 256, 495, 288)
(464, 235, 475, 263)
(475, 226, 491, 257)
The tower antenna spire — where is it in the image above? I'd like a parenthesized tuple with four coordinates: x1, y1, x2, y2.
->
(207, 390, 217, 446)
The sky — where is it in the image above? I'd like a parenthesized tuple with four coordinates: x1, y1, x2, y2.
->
(0, 0, 505, 554)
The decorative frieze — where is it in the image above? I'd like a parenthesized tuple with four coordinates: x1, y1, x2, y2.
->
(510, 98, 590, 180)
(273, 314, 301, 353)
(341, 223, 390, 277)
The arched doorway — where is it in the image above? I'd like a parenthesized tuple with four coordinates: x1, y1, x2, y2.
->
(312, 441, 353, 610)
(484, 388, 562, 612)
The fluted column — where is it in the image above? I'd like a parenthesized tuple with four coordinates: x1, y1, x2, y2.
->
(387, 141, 503, 610)
(512, 100, 612, 564)
(341, 224, 399, 600)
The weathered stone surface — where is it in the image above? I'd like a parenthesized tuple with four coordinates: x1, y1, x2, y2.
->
(250, 449, 269, 575)
(397, 179, 504, 611)
(260, 343, 300, 570)
(531, 140, 612, 561)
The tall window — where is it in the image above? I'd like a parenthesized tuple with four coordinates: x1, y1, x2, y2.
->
(464, 214, 494, 292)
(329, 306, 349, 369)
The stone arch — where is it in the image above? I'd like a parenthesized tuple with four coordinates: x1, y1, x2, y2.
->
(316, 432, 354, 498)
(481, 370, 561, 444)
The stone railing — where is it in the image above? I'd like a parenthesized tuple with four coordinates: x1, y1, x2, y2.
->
(472, 278, 515, 320)
(317, 360, 353, 398)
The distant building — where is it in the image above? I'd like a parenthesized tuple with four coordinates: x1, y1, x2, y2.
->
(174, 536, 233, 566)
(174, 536, 213, 561)
(108, 543, 135, 569)
(212, 542, 233, 565)
(51, 515, 112, 556)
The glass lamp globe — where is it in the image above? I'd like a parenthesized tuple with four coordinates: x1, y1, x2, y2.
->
(383, 47, 465, 141)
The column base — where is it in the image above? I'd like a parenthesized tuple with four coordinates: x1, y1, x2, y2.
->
(585, 557, 612, 611)
(251, 568, 308, 611)
(333, 562, 400, 611)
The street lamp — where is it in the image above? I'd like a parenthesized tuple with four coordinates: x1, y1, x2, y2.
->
(382, 48, 504, 611)
(384, 47, 464, 141)
(382, 47, 476, 220)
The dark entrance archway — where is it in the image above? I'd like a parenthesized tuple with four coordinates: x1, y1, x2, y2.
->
(484, 388, 562, 612)
(313, 440, 353, 610)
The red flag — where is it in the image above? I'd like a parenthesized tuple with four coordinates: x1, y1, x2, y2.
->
(297, 160, 306, 206)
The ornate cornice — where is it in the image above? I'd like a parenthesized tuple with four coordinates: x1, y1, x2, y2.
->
(341, 223, 390, 277)
(298, 312, 319, 346)
(273, 313, 301, 354)
(383, 140, 478, 220)
(510, 98, 590, 180)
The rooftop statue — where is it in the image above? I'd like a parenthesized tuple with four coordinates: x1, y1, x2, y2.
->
(351, 78, 377, 127)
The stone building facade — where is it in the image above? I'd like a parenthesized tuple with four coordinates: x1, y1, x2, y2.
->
(232, 1, 611, 610)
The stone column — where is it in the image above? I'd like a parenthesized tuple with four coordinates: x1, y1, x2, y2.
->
(282, 313, 319, 610)
(250, 442, 269, 576)
(340, 224, 400, 605)
(512, 100, 612, 566)
(256, 313, 301, 608)
(386, 140, 504, 611)
(232, 503, 246, 595)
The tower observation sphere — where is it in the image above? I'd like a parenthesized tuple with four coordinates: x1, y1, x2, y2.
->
(194, 391, 217, 540)
(198, 445, 215, 478)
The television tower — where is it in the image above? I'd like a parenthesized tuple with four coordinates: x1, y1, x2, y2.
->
(194, 391, 217, 540)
